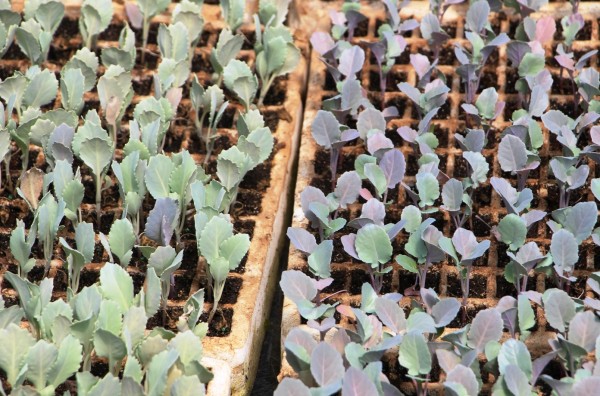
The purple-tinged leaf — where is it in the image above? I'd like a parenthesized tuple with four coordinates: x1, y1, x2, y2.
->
(410, 53, 431, 80)
(334, 171, 361, 208)
(572, 376, 600, 394)
(498, 135, 528, 172)
(379, 149, 405, 189)
(287, 227, 317, 254)
(357, 108, 386, 139)
(315, 278, 334, 291)
(529, 86, 548, 117)
(311, 342, 344, 388)
(535, 16, 556, 44)
(339, 46, 365, 78)
(504, 364, 531, 395)
(145, 198, 178, 246)
(311, 110, 341, 149)
(466, 0, 490, 33)
(366, 132, 393, 158)
(274, 378, 310, 396)
(361, 199, 386, 225)
(531, 351, 558, 385)
(467, 308, 503, 352)
(310, 32, 335, 55)
(375, 297, 406, 333)
(446, 364, 479, 396)
(386, 220, 406, 240)
(280, 271, 317, 304)
(341, 234, 359, 260)
(568, 311, 600, 352)
(397, 126, 417, 143)
(507, 41, 531, 67)
(432, 298, 460, 327)
(342, 367, 378, 396)
(300, 186, 328, 224)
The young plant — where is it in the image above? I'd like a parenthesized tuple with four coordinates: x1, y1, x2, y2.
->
(221, 0, 245, 31)
(258, 0, 292, 27)
(16, 0, 64, 65)
(497, 134, 540, 191)
(35, 193, 65, 275)
(173, 0, 205, 65)
(440, 227, 490, 313)
(60, 49, 99, 115)
(329, 0, 366, 41)
(223, 59, 259, 112)
(97, 65, 133, 152)
(101, 218, 136, 268)
(155, 22, 191, 105)
(311, 109, 359, 186)
(74, 112, 114, 223)
(368, 0, 417, 100)
(144, 151, 201, 245)
(101, 24, 137, 72)
(59, 222, 95, 295)
(254, 22, 301, 106)
(196, 215, 250, 323)
(52, 158, 85, 224)
(125, 0, 170, 64)
(210, 28, 244, 84)
(190, 79, 229, 165)
(111, 151, 147, 237)
(454, 1, 509, 105)
(396, 218, 446, 292)
(147, 245, 184, 322)
(0, 1, 20, 58)
(9, 219, 36, 278)
(79, 0, 113, 49)
(216, 125, 274, 211)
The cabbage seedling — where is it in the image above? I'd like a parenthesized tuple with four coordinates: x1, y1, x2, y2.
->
(125, 0, 170, 64)
(80, 0, 113, 49)
(197, 215, 250, 323)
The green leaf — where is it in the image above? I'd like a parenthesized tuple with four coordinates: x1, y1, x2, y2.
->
(0, 323, 36, 385)
(498, 339, 532, 378)
(109, 219, 135, 267)
(24, 340, 57, 390)
(198, 216, 233, 264)
(94, 329, 127, 372)
(99, 263, 134, 313)
(542, 289, 575, 333)
(23, 68, 58, 109)
(219, 233, 250, 270)
(79, 137, 112, 179)
(416, 172, 440, 207)
(355, 224, 393, 267)
(398, 332, 431, 376)
(518, 53, 545, 77)
(497, 214, 527, 250)
(171, 375, 204, 396)
(146, 349, 179, 396)
(143, 267, 162, 318)
(223, 59, 258, 109)
(47, 335, 82, 388)
(364, 163, 387, 198)
(307, 240, 333, 279)
(144, 154, 175, 199)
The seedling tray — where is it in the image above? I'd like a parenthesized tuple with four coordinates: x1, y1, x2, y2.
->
(281, 0, 600, 392)
(0, 1, 308, 394)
